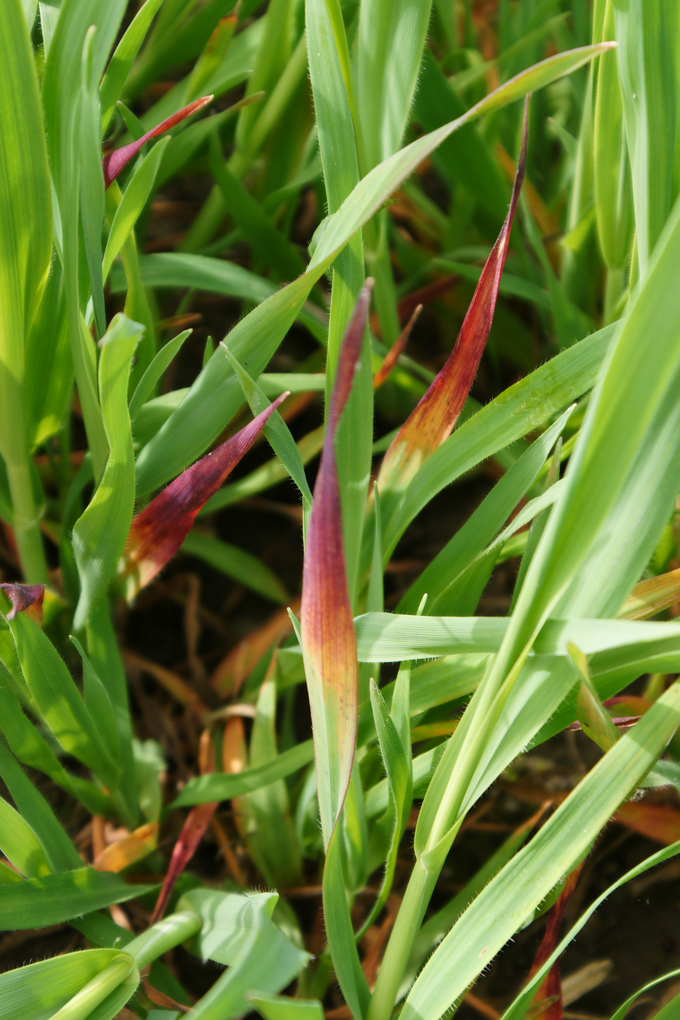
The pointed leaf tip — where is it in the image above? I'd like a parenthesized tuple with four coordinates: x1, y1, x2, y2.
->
(123, 392, 288, 597)
(102, 96, 214, 188)
(0, 583, 45, 622)
(328, 278, 374, 433)
(301, 284, 373, 848)
(378, 100, 529, 494)
(373, 304, 422, 390)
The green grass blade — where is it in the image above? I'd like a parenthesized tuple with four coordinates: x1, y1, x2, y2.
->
(181, 531, 288, 604)
(43, 0, 129, 479)
(179, 889, 310, 1020)
(0, 948, 136, 1020)
(102, 137, 170, 282)
(100, 0, 166, 133)
(356, 0, 433, 171)
(0, 0, 52, 580)
(222, 344, 313, 511)
(0, 795, 52, 877)
(73, 315, 143, 628)
(129, 328, 192, 422)
(613, 0, 680, 276)
(172, 740, 314, 807)
(398, 408, 572, 614)
(249, 992, 324, 1020)
(0, 869, 153, 931)
(208, 131, 305, 281)
(593, 1, 633, 270)
(0, 740, 81, 873)
(378, 325, 615, 574)
(306, 0, 369, 604)
(8, 612, 122, 795)
(244, 669, 302, 888)
(24, 258, 72, 450)
(401, 683, 680, 1020)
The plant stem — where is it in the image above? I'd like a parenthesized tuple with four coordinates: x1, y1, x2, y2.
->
(367, 860, 435, 1020)
(125, 910, 201, 967)
(6, 458, 47, 583)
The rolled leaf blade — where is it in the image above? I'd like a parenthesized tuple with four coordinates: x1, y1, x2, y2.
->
(300, 282, 373, 849)
(102, 95, 213, 188)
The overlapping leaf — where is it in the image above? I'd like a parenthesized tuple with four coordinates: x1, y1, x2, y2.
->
(300, 283, 372, 848)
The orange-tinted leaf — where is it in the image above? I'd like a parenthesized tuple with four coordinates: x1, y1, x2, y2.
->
(123, 393, 288, 598)
(210, 600, 300, 697)
(300, 281, 373, 848)
(0, 583, 44, 623)
(377, 100, 528, 496)
(614, 801, 680, 845)
(102, 96, 213, 188)
(528, 865, 583, 1020)
(94, 821, 158, 872)
(619, 567, 680, 620)
(373, 306, 421, 390)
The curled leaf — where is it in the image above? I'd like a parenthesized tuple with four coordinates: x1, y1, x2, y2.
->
(102, 96, 213, 188)
(0, 583, 45, 623)
(378, 98, 529, 495)
(300, 281, 373, 848)
(123, 393, 288, 598)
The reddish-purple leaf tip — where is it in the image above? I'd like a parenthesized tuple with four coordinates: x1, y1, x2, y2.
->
(0, 583, 45, 622)
(123, 392, 288, 597)
(300, 282, 373, 847)
(377, 99, 529, 493)
(102, 95, 214, 189)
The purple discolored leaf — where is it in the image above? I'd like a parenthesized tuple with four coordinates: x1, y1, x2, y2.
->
(0, 583, 45, 622)
(102, 96, 213, 189)
(123, 394, 288, 598)
(300, 280, 374, 848)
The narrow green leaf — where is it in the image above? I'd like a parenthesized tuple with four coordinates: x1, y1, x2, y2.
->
(43, 0, 128, 479)
(100, 0, 167, 132)
(73, 314, 143, 628)
(103, 137, 170, 281)
(129, 329, 192, 422)
(179, 888, 310, 1020)
(613, 0, 680, 276)
(8, 612, 121, 792)
(171, 740, 314, 807)
(0, 949, 137, 1020)
(0, 0, 52, 581)
(398, 408, 572, 615)
(356, 0, 433, 170)
(0, 795, 51, 877)
(209, 131, 305, 280)
(594, 1, 634, 270)
(181, 531, 289, 604)
(401, 683, 680, 1020)
(248, 991, 324, 1020)
(0, 740, 82, 872)
(0, 868, 155, 930)
(379, 325, 615, 570)
(222, 344, 313, 522)
(24, 258, 72, 450)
